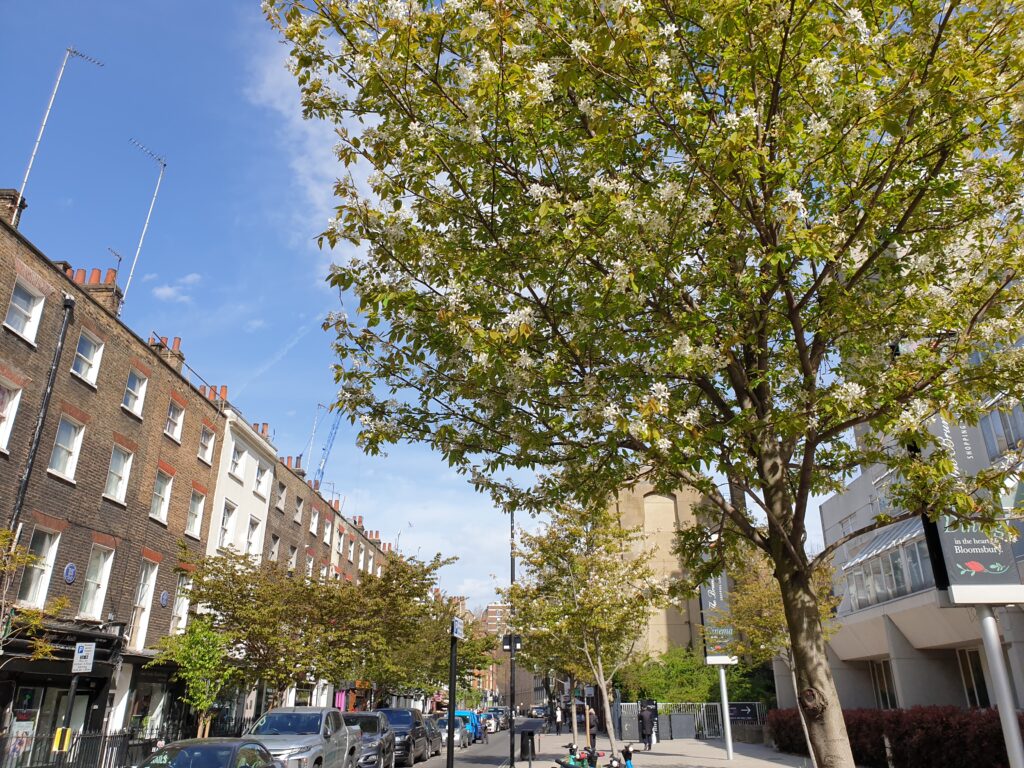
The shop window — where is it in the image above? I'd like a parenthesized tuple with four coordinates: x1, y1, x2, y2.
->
(958, 648, 991, 708)
(870, 659, 898, 709)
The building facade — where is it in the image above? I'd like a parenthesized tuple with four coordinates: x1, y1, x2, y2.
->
(776, 408, 1024, 711)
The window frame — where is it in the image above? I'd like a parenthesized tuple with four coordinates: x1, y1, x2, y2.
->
(78, 544, 114, 620)
(288, 545, 298, 571)
(269, 534, 280, 562)
(0, 381, 23, 453)
(309, 508, 319, 535)
(254, 463, 270, 498)
(219, 501, 236, 549)
(103, 444, 134, 503)
(245, 516, 261, 556)
(4, 279, 44, 344)
(275, 481, 287, 511)
(198, 426, 215, 465)
(229, 445, 245, 479)
(186, 490, 205, 539)
(129, 559, 159, 650)
(70, 328, 104, 385)
(17, 528, 60, 608)
(293, 496, 304, 524)
(47, 415, 84, 481)
(169, 573, 191, 635)
(149, 470, 173, 523)
(164, 401, 184, 442)
(122, 369, 148, 417)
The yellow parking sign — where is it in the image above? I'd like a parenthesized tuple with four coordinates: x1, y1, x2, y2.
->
(51, 727, 72, 753)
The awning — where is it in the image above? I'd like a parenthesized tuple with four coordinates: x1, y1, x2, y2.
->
(842, 517, 923, 571)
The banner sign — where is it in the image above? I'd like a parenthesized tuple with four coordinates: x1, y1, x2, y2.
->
(699, 572, 737, 665)
(923, 513, 1024, 605)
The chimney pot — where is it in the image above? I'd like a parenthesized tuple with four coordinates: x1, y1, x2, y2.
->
(74, 269, 86, 284)
(261, 422, 269, 437)
(333, 499, 339, 511)
(219, 385, 228, 401)
(252, 422, 259, 432)
(295, 456, 302, 469)
(314, 480, 321, 491)
(105, 268, 117, 285)
(160, 336, 168, 347)
(172, 336, 181, 351)
(89, 268, 101, 285)
(0, 189, 28, 228)
(199, 385, 207, 396)
(65, 267, 74, 278)
(208, 386, 217, 401)
(286, 456, 293, 469)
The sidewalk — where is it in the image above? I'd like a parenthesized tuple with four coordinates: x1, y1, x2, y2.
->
(527, 732, 813, 768)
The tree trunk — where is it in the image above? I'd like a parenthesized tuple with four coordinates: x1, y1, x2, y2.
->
(569, 675, 579, 745)
(776, 561, 855, 768)
(788, 649, 819, 768)
(593, 661, 619, 757)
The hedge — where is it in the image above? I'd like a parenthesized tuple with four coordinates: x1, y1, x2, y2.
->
(766, 706, 1020, 768)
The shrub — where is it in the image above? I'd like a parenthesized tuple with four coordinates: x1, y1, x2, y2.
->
(766, 706, 1018, 768)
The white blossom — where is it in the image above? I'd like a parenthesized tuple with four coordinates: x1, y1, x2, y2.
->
(569, 39, 591, 56)
(676, 408, 701, 428)
(679, 91, 696, 108)
(656, 437, 672, 453)
(609, 259, 631, 290)
(806, 58, 835, 96)
(671, 334, 692, 357)
(650, 382, 671, 407)
(603, 403, 621, 423)
(834, 381, 866, 409)
(845, 8, 874, 46)
(782, 189, 808, 219)
(894, 399, 931, 433)
(807, 114, 830, 136)
(527, 182, 556, 201)
(469, 10, 489, 27)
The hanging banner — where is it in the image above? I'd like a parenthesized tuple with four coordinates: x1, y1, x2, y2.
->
(699, 571, 737, 665)
(923, 512, 1024, 605)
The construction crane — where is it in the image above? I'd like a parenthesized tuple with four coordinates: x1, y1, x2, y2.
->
(313, 405, 342, 488)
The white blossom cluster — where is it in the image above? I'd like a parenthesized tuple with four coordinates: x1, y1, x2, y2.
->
(833, 381, 866, 409)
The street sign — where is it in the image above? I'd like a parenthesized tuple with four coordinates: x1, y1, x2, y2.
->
(451, 617, 465, 640)
(699, 572, 737, 665)
(501, 634, 521, 651)
(71, 642, 95, 674)
(728, 702, 759, 723)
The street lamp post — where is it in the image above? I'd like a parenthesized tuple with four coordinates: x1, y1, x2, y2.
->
(509, 507, 516, 768)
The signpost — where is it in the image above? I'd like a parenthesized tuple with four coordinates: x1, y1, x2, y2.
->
(446, 618, 463, 768)
(700, 570, 735, 761)
(71, 642, 95, 674)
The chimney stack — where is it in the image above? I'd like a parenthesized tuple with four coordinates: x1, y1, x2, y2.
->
(286, 456, 293, 469)
(149, 334, 185, 373)
(0, 189, 27, 228)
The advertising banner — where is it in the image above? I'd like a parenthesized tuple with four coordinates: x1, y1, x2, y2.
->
(699, 571, 737, 665)
(923, 513, 1024, 605)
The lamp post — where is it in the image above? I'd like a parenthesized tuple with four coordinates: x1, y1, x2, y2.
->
(509, 506, 516, 768)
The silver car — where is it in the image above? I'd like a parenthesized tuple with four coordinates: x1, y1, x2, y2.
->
(248, 707, 360, 768)
(436, 716, 469, 750)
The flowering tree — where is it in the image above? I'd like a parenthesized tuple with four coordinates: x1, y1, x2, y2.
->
(267, 1, 1024, 764)
(502, 505, 665, 756)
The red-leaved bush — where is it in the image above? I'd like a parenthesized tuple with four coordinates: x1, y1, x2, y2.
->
(766, 706, 1020, 768)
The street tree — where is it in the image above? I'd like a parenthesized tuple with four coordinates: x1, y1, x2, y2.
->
(150, 616, 237, 737)
(268, 1, 1024, 765)
(503, 505, 665, 755)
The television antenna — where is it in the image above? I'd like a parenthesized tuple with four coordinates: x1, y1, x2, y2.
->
(12, 46, 103, 226)
(120, 139, 166, 311)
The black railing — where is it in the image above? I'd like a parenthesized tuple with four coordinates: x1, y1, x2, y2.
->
(0, 726, 200, 768)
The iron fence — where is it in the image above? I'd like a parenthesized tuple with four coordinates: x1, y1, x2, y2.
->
(0, 724, 208, 768)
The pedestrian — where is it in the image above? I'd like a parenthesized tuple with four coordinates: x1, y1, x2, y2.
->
(555, 705, 563, 736)
(639, 705, 655, 751)
(621, 744, 634, 768)
(587, 706, 597, 748)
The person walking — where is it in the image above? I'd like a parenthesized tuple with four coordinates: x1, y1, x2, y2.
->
(587, 706, 597, 748)
(639, 705, 655, 751)
(555, 706, 563, 736)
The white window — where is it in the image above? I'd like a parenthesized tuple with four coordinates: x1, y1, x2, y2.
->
(48, 415, 83, 480)
(323, 520, 332, 545)
(164, 401, 184, 441)
(219, 501, 236, 549)
(366, 553, 374, 574)
(348, 539, 356, 562)
(336, 531, 344, 555)
(78, 545, 114, 619)
(245, 516, 261, 555)
(70, 330, 103, 385)
(275, 482, 287, 511)
(17, 528, 59, 607)
(122, 369, 148, 416)
(254, 463, 270, 497)
(377, 564, 382, 576)
(319, 563, 328, 582)
(103, 445, 133, 503)
(229, 445, 244, 477)
(359, 547, 366, 572)
(198, 426, 215, 464)
(306, 554, 315, 578)
(294, 496, 304, 524)
(310, 508, 319, 535)
(4, 279, 44, 343)
(0, 383, 22, 452)
(169, 573, 191, 635)
(129, 560, 159, 650)
(269, 534, 280, 562)
(150, 471, 173, 522)
(288, 545, 298, 571)
(186, 490, 205, 538)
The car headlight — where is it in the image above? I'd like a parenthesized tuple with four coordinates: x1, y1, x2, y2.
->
(285, 747, 313, 758)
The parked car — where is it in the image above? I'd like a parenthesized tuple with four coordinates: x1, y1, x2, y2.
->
(374, 708, 428, 766)
(453, 710, 482, 742)
(422, 717, 442, 757)
(343, 711, 396, 768)
(477, 713, 498, 734)
(486, 708, 508, 730)
(529, 705, 547, 719)
(436, 717, 469, 749)
(139, 739, 277, 768)
(247, 707, 360, 768)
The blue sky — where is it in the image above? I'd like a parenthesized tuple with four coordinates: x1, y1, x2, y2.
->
(1, 2, 825, 606)
(0, 1, 512, 607)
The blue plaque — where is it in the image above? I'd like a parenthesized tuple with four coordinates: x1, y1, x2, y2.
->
(159, 590, 170, 608)
(63, 563, 77, 584)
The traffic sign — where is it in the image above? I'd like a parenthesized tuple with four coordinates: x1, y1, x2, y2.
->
(451, 617, 464, 640)
(71, 642, 95, 673)
(728, 702, 759, 723)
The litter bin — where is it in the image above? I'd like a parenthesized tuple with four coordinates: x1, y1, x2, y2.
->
(520, 729, 535, 760)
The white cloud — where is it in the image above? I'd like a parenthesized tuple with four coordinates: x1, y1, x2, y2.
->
(178, 272, 202, 286)
(245, 318, 267, 333)
(234, 310, 328, 397)
(141, 272, 159, 283)
(152, 284, 191, 303)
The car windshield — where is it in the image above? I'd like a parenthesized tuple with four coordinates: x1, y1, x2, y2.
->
(343, 715, 379, 734)
(140, 744, 236, 768)
(249, 712, 323, 735)
(379, 710, 413, 726)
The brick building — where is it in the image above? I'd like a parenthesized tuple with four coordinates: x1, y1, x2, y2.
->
(0, 189, 224, 735)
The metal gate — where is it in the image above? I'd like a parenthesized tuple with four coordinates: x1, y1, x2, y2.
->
(615, 702, 723, 740)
